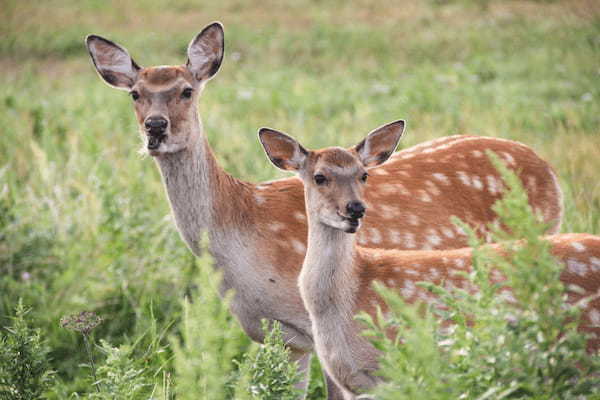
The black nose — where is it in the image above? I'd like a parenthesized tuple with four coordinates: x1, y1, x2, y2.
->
(346, 201, 366, 219)
(144, 117, 168, 133)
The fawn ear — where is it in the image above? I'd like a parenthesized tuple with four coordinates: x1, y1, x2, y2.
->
(259, 128, 308, 171)
(85, 35, 140, 90)
(354, 120, 405, 167)
(186, 22, 224, 82)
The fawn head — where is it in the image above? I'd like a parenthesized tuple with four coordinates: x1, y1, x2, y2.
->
(85, 23, 224, 156)
(259, 120, 405, 233)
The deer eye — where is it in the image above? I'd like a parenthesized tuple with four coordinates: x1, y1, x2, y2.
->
(130, 91, 140, 101)
(361, 173, 368, 183)
(314, 174, 327, 185)
(181, 88, 193, 99)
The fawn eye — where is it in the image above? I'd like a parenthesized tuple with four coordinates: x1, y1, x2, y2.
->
(181, 88, 193, 99)
(130, 91, 140, 101)
(361, 173, 368, 183)
(314, 174, 327, 185)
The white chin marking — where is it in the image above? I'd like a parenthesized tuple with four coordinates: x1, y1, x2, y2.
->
(320, 216, 347, 231)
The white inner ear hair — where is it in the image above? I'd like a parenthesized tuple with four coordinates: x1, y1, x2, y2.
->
(189, 43, 214, 68)
(95, 45, 133, 74)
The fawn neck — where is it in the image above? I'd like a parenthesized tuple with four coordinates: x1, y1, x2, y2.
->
(301, 210, 359, 316)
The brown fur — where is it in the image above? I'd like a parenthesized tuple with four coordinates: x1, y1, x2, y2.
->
(290, 142, 595, 397)
(252, 136, 563, 279)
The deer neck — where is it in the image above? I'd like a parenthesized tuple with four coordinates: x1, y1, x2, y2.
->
(301, 211, 359, 317)
(154, 115, 249, 256)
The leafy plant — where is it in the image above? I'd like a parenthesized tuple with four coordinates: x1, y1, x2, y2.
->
(170, 238, 248, 400)
(0, 300, 54, 400)
(362, 152, 600, 399)
(60, 311, 103, 393)
(236, 320, 301, 400)
(87, 340, 151, 400)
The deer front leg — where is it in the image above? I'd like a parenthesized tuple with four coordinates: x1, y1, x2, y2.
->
(325, 372, 347, 400)
(290, 349, 311, 399)
(290, 349, 347, 400)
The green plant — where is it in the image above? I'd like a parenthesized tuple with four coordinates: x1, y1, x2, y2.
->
(60, 311, 103, 393)
(0, 300, 54, 400)
(87, 340, 151, 400)
(236, 320, 301, 400)
(362, 153, 600, 399)
(170, 238, 248, 400)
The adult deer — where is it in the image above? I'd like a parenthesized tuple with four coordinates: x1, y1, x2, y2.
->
(258, 127, 600, 399)
(85, 22, 564, 398)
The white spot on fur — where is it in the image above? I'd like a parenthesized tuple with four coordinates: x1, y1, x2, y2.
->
(472, 150, 483, 158)
(419, 190, 432, 202)
(566, 283, 586, 295)
(403, 232, 417, 249)
(486, 175, 499, 195)
(269, 222, 285, 232)
(433, 173, 450, 185)
(380, 183, 409, 196)
(457, 171, 471, 187)
(455, 225, 466, 236)
(501, 152, 515, 166)
(571, 242, 586, 252)
(380, 204, 400, 220)
(472, 176, 483, 190)
(590, 257, 600, 272)
(454, 258, 466, 268)
(389, 229, 402, 245)
(567, 259, 588, 276)
(291, 239, 306, 255)
(387, 279, 397, 286)
(368, 227, 382, 244)
(400, 280, 416, 299)
(589, 309, 600, 325)
(428, 268, 440, 280)
(405, 269, 419, 276)
(442, 227, 455, 239)
(407, 214, 420, 226)
(425, 180, 441, 196)
(426, 229, 442, 247)
(357, 231, 368, 245)
(255, 194, 266, 205)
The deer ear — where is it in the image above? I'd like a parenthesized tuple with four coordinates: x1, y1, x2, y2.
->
(85, 35, 140, 90)
(258, 128, 308, 171)
(354, 120, 405, 167)
(186, 22, 224, 82)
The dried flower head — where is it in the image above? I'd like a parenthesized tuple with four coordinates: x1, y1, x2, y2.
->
(60, 311, 103, 335)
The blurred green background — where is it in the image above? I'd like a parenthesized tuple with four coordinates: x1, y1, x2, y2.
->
(1, 0, 599, 397)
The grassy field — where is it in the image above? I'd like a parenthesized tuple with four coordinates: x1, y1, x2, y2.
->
(1, 0, 599, 398)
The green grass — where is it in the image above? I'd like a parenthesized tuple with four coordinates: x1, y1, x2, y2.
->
(0, 0, 599, 398)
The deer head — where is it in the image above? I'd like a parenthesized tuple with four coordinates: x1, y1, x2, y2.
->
(259, 120, 405, 233)
(85, 22, 224, 156)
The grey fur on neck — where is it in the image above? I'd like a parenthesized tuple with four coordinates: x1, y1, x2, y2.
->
(300, 216, 358, 317)
(154, 121, 213, 256)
